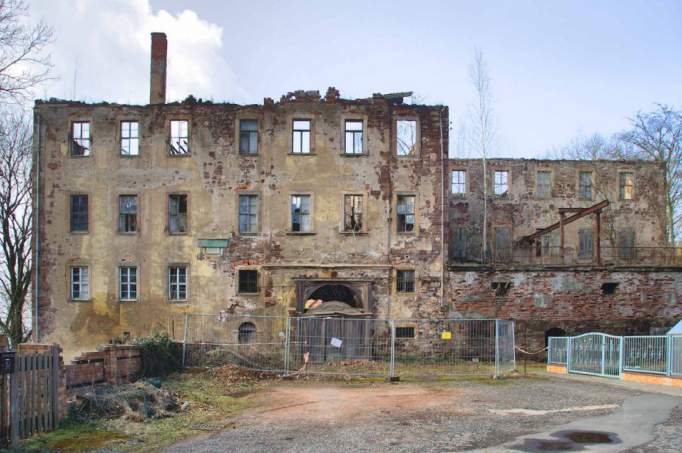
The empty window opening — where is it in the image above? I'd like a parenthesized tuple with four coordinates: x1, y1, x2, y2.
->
(617, 229, 635, 261)
(238, 269, 259, 294)
(71, 121, 91, 156)
(395, 326, 416, 339)
(239, 194, 259, 234)
(238, 322, 256, 344)
(396, 120, 417, 156)
(168, 265, 188, 301)
(451, 170, 466, 194)
(601, 282, 619, 295)
(168, 194, 188, 234)
(119, 266, 138, 301)
(170, 120, 189, 155)
(70, 266, 90, 300)
(619, 172, 634, 200)
(578, 228, 594, 260)
(494, 227, 511, 261)
(239, 120, 258, 155)
(70, 194, 88, 232)
(344, 194, 363, 232)
(291, 195, 311, 232)
(292, 120, 311, 154)
(451, 226, 469, 261)
(396, 195, 415, 233)
(494, 171, 509, 196)
(344, 120, 363, 154)
(491, 281, 513, 296)
(121, 121, 139, 156)
(397, 270, 415, 293)
(536, 170, 551, 198)
(579, 171, 593, 200)
(118, 195, 138, 233)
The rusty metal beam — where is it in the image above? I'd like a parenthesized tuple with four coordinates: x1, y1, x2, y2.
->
(523, 200, 610, 242)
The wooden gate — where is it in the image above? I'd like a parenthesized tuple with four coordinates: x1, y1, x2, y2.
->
(0, 346, 61, 447)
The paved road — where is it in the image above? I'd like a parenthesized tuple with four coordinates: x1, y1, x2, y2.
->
(165, 375, 682, 452)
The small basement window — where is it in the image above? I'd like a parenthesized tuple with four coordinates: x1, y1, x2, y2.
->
(395, 326, 416, 339)
(601, 282, 619, 295)
(491, 281, 513, 296)
(238, 322, 256, 344)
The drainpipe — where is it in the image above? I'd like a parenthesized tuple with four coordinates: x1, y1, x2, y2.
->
(34, 112, 42, 342)
(385, 101, 394, 319)
(439, 107, 446, 308)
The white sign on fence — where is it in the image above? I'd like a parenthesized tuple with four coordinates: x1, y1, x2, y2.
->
(330, 337, 343, 348)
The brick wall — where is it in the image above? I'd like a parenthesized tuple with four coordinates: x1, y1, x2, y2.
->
(65, 345, 141, 388)
(448, 269, 682, 350)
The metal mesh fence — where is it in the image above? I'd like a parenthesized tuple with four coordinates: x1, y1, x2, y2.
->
(176, 314, 516, 378)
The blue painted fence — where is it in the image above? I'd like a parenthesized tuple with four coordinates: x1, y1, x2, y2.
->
(548, 333, 682, 379)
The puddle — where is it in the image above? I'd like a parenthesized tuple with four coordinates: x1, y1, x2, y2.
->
(555, 430, 618, 444)
(511, 438, 583, 451)
(510, 430, 619, 451)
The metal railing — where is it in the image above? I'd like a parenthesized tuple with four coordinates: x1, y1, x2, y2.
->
(548, 333, 682, 378)
(623, 336, 668, 374)
(176, 314, 516, 379)
(548, 337, 568, 364)
(451, 245, 682, 267)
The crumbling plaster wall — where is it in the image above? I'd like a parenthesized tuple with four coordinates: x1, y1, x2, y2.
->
(34, 93, 448, 358)
(447, 158, 667, 260)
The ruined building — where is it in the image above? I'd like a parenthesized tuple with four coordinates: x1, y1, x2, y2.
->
(32, 33, 681, 357)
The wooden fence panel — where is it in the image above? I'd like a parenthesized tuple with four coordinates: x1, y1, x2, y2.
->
(0, 346, 61, 448)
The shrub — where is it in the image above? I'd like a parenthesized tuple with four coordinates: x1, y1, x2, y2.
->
(133, 332, 183, 378)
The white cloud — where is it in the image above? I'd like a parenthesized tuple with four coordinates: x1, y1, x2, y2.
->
(32, 0, 246, 104)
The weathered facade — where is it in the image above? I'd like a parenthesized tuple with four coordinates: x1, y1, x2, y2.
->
(33, 35, 448, 358)
(32, 33, 681, 357)
(447, 158, 682, 347)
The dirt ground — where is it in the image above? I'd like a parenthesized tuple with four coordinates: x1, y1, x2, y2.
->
(164, 374, 682, 452)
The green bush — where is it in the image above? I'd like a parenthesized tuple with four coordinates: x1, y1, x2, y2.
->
(133, 333, 183, 378)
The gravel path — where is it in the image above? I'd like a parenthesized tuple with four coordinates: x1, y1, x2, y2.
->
(165, 375, 680, 452)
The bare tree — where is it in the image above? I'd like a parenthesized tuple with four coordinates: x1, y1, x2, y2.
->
(468, 49, 496, 258)
(546, 132, 627, 160)
(620, 105, 682, 246)
(0, 114, 32, 345)
(0, 0, 52, 104)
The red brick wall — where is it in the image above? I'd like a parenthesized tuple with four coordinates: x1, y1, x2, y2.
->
(65, 345, 141, 388)
(448, 269, 682, 350)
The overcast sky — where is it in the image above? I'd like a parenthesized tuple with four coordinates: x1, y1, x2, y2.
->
(31, 0, 682, 158)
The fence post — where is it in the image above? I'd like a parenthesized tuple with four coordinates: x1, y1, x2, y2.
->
(50, 346, 60, 428)
(567, 336, 572, 373)
(511, 321, 516, 371)
(389, 320, 396, 381)
(618, 337, 624, 379)
(10, 356, 19, 447)
(283, 318, 291, 376)
(182, 313, 190, 369)
(494, 320, 500, 377)
(600, 335, 606, 376)
(667, 334, 672, 377)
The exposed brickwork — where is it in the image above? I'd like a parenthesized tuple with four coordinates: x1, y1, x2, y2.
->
(65, 345, 141, 388)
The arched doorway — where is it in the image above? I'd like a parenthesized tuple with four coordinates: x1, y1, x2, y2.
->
(307, 284, 361, 308)
(545, 327, 566, 347)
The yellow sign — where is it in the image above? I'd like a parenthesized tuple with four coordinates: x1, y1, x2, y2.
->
(441, 331, 452, 340)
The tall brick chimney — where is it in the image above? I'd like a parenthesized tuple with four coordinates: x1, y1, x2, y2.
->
(149, 32, 167, 104)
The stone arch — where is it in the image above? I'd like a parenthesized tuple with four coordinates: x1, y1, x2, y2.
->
(545, 327, 566, 347)
(307, 283, 362, 308)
